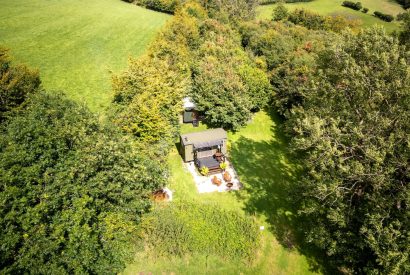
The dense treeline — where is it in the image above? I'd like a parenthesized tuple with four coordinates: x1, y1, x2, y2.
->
(0, 55, 167, 273)
(241, 10, 410, 273)
(397, 0, 410, 9)
(115, 1, 270, 131)
(290, 28, 409, 273)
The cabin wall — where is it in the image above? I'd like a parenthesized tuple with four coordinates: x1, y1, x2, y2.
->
(184, 144, 194, 162)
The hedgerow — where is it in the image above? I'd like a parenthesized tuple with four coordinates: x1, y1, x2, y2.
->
(374, 11, 394, 22)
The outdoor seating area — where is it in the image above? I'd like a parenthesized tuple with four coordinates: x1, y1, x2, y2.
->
(180, 128, 241, 193)
(185, 158, 242, 193)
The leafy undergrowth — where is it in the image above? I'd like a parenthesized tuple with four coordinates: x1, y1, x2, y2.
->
(123, 111, 321, 274)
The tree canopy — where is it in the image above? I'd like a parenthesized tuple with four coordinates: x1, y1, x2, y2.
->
(0, 92, 166, 274)
(287, 27, 410, 274)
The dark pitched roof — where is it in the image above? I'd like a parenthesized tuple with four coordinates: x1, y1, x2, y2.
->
(180, 128, 227, 147)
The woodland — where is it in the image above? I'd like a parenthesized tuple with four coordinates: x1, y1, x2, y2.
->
(0, 0, 409, 274)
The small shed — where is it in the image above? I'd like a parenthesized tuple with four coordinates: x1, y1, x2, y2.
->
(180, 128, 227, 162)
(183, 97, 196, 123)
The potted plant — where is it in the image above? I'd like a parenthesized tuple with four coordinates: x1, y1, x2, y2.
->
(200, 166, 209, 176)
(219, 162, 227, 171)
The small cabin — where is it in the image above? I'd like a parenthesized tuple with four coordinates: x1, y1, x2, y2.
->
(179, 128, 227, 163)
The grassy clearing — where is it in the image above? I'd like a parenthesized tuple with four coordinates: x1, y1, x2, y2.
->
(257, 0, 405, 32)
(123, 111, 320, 274)
(0, 0, 170, 111)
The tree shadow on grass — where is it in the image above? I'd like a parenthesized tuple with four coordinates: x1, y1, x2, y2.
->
(230, 111, 339, 274)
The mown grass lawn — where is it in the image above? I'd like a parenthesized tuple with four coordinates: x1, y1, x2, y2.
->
(123, 111, 322, 274)
(257, 0, 405, 32)
(0, 0, 170, 111)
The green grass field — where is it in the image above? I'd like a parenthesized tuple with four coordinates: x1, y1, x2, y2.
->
(123, 111, 322, 274)
(0, 0, 170, 111)
(257, 0, 405, 32)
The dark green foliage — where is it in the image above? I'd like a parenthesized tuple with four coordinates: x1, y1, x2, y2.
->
(0, 47, 40, 121)
(141, 202, 260, 262)
(362, 7, 369, 13)
(399, 11, 410, 46)
(259, 0, 313, 5)
(397, 11, 410, 21)
(134, 0, 179, 14)
(287, 27, 409, 274)
(239, 20, 335, 114)
(272, 2, 289, 21)
(288, 9, 326, 30)
(191, 19, 271, 130)
(374, 11, 394, 22)
(342, 1, 362, 11)
(0, 92, 166, 274)
(396, 0, 410, 9)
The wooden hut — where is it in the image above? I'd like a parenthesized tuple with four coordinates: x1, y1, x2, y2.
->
(179, 128, 227, 166)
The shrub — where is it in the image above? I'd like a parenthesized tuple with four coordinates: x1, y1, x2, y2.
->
(140, 202, 260, 262)
(374, 11, 394, 22)
(0, 47, 40, 121)
(259, 0, 313, 5)
(397, 11, 410, 21)
(220, 162, 228, 170)
(272, 2, 289, 21)
(342, 1, 362, 10)
(362, 7, 369, 13)
(288, 9, 325, 30)
(200, 166, 209, 176)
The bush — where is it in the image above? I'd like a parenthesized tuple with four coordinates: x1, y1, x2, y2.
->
(397, 11, 410, 21)
(342, 1, 362, 10)
(288, 9, 326, 30)
(374, 11, 394, 22)
(396, 0, 410, 9)
(135, 0, 180, 14)
(200, 166, 209, 176)
(140, 202, 260, 262)
(272, 2, 288, 21)
(362, 7, 369, 13)
(0, 47, 40, 122)
(259, 0, 313, 5)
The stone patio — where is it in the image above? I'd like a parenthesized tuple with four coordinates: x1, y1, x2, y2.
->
(184, 158, 242, 193)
